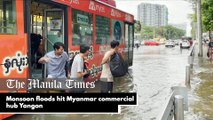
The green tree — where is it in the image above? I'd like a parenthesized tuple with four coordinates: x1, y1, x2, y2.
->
(134, 21, 141, 33)
(140, 25, 155, 39)
(187, 0, 213, 37)
(156, 25, 185, 40)
(201, 0, 213, 36)
(140, 25, 185, 40)
(156, 26, 166, 37)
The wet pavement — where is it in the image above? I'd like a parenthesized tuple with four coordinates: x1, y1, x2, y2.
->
(6, 44, 213, 120)
(185, 45, 213, 120)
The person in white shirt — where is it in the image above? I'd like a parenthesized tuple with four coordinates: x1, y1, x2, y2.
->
(100, 40, 120, 93)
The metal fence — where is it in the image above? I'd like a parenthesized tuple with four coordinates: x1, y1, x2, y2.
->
(157, 86, 188, 120)
(186, 42, 196, 87)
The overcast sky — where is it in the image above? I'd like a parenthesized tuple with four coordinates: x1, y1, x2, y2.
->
(115, 0, 194, 36)
(116, 0, 193, 24)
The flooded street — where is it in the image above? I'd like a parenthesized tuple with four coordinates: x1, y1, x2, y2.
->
(132, 45, 189, 120)
(6, 45, 212, 120)
(185, 45, 213, 120)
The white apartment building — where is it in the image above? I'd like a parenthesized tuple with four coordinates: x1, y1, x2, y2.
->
(138, 3, 168, 27)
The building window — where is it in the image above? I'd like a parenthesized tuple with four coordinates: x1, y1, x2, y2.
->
(72, 9, 93, 46)
(0, 0, 16, 34)
(96, 15, 110, 44)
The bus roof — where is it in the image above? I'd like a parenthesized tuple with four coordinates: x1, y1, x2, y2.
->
(52, 0, 134, 23)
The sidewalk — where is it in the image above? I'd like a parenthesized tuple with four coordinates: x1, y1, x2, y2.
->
(186, 44, 213, 119)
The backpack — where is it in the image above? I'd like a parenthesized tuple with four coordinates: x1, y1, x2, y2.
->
(209, 42, 213, 48)
(109, 53, 128, 77)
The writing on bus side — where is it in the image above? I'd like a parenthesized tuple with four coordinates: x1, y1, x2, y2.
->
(3, 52, 28, 76)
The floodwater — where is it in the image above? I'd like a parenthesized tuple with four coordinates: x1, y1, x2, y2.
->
(185, 45, 213, 120)
(6, 45, 212, 120)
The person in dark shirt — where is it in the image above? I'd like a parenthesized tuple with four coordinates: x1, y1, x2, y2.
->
(207, 37, 213, 58)
(31, 33, 41, 65)
(208, 37, 213, 48)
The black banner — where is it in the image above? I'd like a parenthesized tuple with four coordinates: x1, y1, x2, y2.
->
(0, 93, 137, 113)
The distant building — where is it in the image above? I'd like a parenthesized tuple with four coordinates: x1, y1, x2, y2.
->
(137, 3, 168, 27)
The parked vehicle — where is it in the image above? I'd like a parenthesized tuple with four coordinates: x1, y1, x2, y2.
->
(173, 40, 179, 45)
(144, 41, 160, 46)
(180, 40, 190, 49)
(165, 40, 175, 47)
(159, 38, 166, 45)
(141, 40, 145, 45)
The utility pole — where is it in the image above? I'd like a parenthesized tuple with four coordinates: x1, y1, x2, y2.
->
(197, 0, 203, 57)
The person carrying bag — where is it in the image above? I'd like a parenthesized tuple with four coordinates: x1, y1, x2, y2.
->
(100, 40, 128, 93)
(109, 52, 128, 77)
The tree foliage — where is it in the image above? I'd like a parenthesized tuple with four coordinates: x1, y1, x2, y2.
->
(134, 21, 141, 33)
(201, 0, 213, 32)
(139, 25, 185, 40)
(187, 0, 213, 33)
(140, 25, 155, 39)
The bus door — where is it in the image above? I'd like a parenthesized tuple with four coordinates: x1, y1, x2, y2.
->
(43, 9, 64, 77)
(44, 9, 64, 52)
(125, 23, 134, 66)
(29, 0, 68, 78)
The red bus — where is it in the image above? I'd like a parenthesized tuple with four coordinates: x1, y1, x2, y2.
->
(0, 0, 134, 118)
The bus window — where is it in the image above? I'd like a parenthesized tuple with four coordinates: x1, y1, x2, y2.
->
(112, 20, 124, 43)
(124, 24, 134, 66)
(72, 9, 93, 46)
(96, 15, 110, 44)
(124, 24, 129, 62)
(129, 25, 134, 66)
(0, 0, 16, 34)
